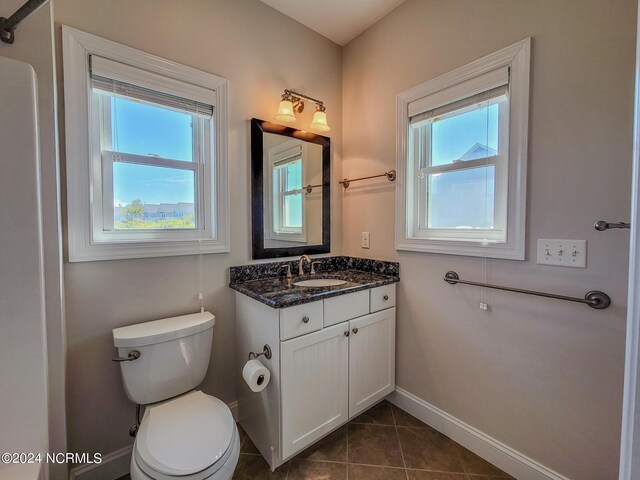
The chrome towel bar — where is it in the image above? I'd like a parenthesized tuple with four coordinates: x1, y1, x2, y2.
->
(444, 271, 611, 309)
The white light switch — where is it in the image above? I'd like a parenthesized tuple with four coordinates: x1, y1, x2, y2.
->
(537, 239, 587, 268)
(361, 232, 370, 249)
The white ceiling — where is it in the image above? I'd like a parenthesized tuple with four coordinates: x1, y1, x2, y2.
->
(259, 0, 407, 46)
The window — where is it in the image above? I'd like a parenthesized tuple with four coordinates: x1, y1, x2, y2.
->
(63, 27, 229, 261)
(268, 140, 306, 243)
(396, 39, 530, 259)
(273, 159, 303, 234)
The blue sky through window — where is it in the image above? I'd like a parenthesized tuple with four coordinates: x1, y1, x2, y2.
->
(113, 163, 195, 207)
(110, 97, 195, 206)
(431, 103, 499, 165)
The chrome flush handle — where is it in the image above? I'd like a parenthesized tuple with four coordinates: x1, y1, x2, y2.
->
(112, 350, 141, 362)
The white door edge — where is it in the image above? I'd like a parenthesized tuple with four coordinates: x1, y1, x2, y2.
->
(619, 2, 640, 478)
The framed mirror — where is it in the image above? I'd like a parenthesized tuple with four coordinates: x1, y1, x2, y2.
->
(251, 118, 330, 259)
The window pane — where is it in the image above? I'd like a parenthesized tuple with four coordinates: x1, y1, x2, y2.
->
(113, 162, 196, 230)
(285, 159, 302, 191)
(431, 102, 501, 167)
(283, 193, 302, 228)
(110, 96, 194, 162)
(427, 165, 495, 229)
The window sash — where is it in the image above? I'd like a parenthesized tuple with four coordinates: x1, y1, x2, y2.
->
(270, 157, 306, 241)
(90, 92, 214, 243)
(408, 93, 509, 242)
(273, 158, 304, 233)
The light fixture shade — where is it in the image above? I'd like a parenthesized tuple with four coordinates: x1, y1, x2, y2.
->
(309, 109, 331, 133)
(274, 99, 296, 123)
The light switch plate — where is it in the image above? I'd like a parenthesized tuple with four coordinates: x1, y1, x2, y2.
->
(361, 232, 370, 249)
(537, 239, 587, 268)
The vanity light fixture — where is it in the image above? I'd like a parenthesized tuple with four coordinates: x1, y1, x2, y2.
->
(274, 89, 331, 133)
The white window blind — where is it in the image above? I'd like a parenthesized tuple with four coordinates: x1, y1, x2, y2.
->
(90, 55, 214, 117)
(409, 84, 508, 126)
(408, 65, 509, 118)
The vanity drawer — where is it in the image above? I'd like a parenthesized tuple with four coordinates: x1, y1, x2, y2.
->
(324, 290, 369, 327)
(370, 284, 396, 312)
(280, 301, 323, 341)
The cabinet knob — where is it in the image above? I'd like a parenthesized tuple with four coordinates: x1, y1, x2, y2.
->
(344, 331, 350, 337)
(302, 316, 310, 324)
(352, 328, 358, 334)
(383, 295, 389, 301)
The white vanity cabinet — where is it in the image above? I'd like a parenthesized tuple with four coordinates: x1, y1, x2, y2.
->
(348, 308, 396, 419)
(281, 323, 349, 459)
(236, 284, 396, 470)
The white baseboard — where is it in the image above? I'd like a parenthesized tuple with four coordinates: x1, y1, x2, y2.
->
(69, 445, 132, 480)
(70, 400, 239, 480)
(387, 388, 571, 480)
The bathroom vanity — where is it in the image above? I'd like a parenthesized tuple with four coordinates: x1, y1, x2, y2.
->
(230, 256, 399, 470)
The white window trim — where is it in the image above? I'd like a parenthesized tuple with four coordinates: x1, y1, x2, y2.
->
(395, 38, 530, 260)
(62, 26, 229, 261)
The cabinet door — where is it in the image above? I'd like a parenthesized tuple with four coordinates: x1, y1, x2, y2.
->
(349, 307, 396, 419)
(281, 323, 350, 460)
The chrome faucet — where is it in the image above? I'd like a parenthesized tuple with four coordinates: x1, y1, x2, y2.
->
(298, 255, 311, 276)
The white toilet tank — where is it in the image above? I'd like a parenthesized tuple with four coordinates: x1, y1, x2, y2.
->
(113, 311, 215, 405)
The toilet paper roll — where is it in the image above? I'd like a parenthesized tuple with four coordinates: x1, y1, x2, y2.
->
(242, 359, 271, 393)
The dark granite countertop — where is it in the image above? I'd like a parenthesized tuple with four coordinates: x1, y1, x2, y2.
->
(229, 256, 399, 308)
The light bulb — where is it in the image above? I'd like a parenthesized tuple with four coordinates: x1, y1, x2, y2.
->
(274, 99, 296, 123)
(309, 108, 331, 133)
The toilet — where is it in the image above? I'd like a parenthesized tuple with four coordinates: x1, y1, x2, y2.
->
(113, 311, 239, 480)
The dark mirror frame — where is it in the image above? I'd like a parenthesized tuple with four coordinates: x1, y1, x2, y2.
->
(251, 118, 331, 259)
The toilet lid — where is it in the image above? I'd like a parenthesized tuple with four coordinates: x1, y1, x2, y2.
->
(136, 391, 235, 476)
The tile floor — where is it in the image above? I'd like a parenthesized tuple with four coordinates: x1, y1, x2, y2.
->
(117, 400, 513, 480)
(234, 400, 514, 480)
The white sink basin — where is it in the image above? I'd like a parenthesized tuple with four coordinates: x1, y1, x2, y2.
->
(294, 279, 347, 288)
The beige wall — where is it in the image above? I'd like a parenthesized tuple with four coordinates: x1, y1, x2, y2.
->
(0, 2, 67, 479)
(342, 1, 635, 479)
(53, 0, 342, 457)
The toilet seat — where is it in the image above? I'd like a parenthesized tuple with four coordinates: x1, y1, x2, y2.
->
(134, 390, 237, 480)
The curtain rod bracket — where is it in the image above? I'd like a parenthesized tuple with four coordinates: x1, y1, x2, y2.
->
(0, 18, 15, 44)
(1, 0, 50, 45)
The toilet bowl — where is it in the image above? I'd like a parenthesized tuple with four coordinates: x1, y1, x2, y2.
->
(130, 391, 239, 480)
(113, 312, 239, 479)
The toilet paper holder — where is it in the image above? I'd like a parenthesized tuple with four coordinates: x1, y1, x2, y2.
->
(248, 344, 272, 360)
